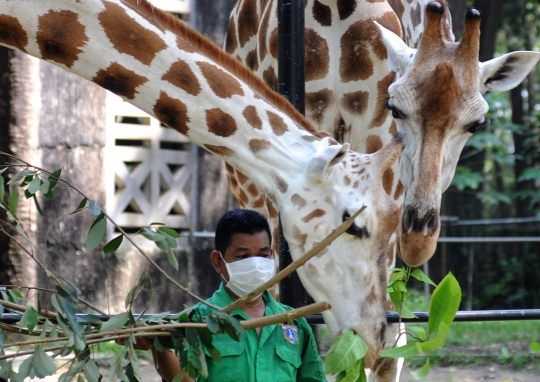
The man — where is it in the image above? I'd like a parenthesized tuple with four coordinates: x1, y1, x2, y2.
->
(142, 209, 327, 382)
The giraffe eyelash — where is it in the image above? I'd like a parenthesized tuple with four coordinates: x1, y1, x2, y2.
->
(385, 99, 406, 119)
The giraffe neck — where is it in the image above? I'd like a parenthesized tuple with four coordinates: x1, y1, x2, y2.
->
(0, 0, 337, 204)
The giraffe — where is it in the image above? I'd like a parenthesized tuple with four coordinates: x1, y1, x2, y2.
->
(225, 0, 540, 268)
(0, 0, 406, 374)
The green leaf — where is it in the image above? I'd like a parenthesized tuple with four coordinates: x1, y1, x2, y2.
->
(72, 197, 88, 214)
(428, 272, 461, 336)
(406, 325, 427, 342)
(0, 328, 4, 348)
(83, 359, 101, 382)
(86, 214, 106, 251)
(8, 188, 18, 214)
(55, 285, 79, 303)
(7, 169, 35, 185)
(336, 359, 361, 382)
(167, 249, 179, 270)
(48, 169, 62, 190)
(379, 342, 419, 359)
(206, 315, 220, 334)
(409, 358, 430, 380)
(156, 236, 171, 253)
(159, 230, 178, 249)
(50, 294, 64, 315)
(410, 270, 437, 287)
(0, 167, 7, 175)
(531, 340, 540, 353)
(27, 176, 42, 195)
(89, 200, 101, 216)
(141, 231, 166, 242)
(21, 307, 38, 334)
(159, 226, 180, 238)
(324, 330, 368, 375)
(104, 235, 124, 254)
(100, 311, 130, 332)
(417, 322, 451, 353)
(39, 179, 51, 195)
(389, 291, 417, 319)
(8, 370, 24, 382)
(33, 346, 57, 377)
(60, 296, 83, 338)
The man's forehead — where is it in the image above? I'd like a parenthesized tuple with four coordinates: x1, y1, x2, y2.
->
(228, 231, 271, 250)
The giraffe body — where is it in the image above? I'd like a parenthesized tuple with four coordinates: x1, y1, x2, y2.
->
(0, 0, 406, 370)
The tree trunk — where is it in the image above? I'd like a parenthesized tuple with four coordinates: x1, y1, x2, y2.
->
(474, 0, 505, 61)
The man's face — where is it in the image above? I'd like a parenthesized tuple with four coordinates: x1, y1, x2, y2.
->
(211, 231, 272, 282)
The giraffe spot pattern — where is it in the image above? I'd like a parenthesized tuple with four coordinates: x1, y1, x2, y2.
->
(37, 10, 87, 68)
(238, 0, 259, 48)
(370, 72, 394, 128)
(353, 180, 359, 188)
(228, 171, 239, 189)
(386, 241, 395, 267)
(253, 195, 265, 208)
(301, 135, 320, 142)
(382, 168, 394, 196)
(394, 179, 405, 200)
(306, 89, 334, 125)
(198, 62, 244, 98)
(342, 90, 369, 116)
(176, 36, 197, 53)
(266, 111, 288, 136)
(270, 170, 288, 194)
(291, 194, 307, 209)
(307, 263, 321, 278)
(337, 0, 358, 20)
(204, 144, 234, 157)
(306, 29, 330, 81)
(312, 0, 332, 27)
(258, 5, 271, 61)
(292, 224, 307, 250)
(162, 60, 201, 96)
(267, 199, 278, 219)
(269, 28, 278, 59)
(340, 19, 374, 82)
(206, 108, 238, 137)
(224, 17, 238, 53)
(344, 176, 351, 186)
(246, 49, 259, 71)
(389, 120, 397, 135)
(237, 187, 249, 206)
(247, 183, 259, 197)
(99, 2, 166, 66)
(249, 139, 271, 153)
(366, 135, 382, 154)
(243, 105, 262, 129)
(236, 170, 249, 185)
(93, 62, 147, 100)
(0, 15, 28, 53)
(262, 66, 278, 91)
(153, 91, 190, 135)
(301, 209, 327, 223)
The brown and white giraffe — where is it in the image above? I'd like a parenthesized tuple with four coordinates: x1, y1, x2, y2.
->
(225, 0, 540, 267)
(0, 0, 407, 372)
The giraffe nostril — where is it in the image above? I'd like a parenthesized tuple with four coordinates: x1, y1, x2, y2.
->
(379, 322, 387, 344)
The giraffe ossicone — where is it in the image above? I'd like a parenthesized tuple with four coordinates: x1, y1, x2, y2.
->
(0, 0, 407, 370)
(376, 2, 540, 266)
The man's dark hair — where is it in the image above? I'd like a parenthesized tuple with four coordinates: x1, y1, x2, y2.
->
(215, 209, 272, 254)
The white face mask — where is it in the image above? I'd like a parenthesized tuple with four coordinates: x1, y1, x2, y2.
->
(220, 253, 275, 298)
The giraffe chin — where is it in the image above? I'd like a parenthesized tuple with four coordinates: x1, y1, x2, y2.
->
(397, 228, 440, 267)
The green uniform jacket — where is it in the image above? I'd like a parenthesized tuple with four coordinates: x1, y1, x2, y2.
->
(192, 283, 327, 382)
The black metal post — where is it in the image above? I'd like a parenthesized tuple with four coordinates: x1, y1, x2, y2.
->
(277, 0, 308, 308)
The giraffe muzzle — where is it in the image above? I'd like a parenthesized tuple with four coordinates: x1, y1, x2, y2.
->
(398, 206, 440, 266)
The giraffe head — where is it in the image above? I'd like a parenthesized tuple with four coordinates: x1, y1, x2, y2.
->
(375, 1, 540, 266)
(277, 133, 404, 369)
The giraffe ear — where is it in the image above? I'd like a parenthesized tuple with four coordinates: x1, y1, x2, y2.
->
(307, 143, 350, 181)
(479, 51, 540, 94)
(374, 21, 416, 74)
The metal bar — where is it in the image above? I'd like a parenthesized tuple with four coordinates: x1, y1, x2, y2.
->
(3, 310, 540, 324)
(438, 237, 540, 243)
(277, 0, 307, 309)
(448, 216, 540, 226)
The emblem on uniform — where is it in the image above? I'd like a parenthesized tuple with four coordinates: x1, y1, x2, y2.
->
(281, 324, 299, 344)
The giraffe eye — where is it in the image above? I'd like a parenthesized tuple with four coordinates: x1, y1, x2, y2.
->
(465, 118, 488, 134)
(385, 99, 406, 119)
(342, 212, 367, 239)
